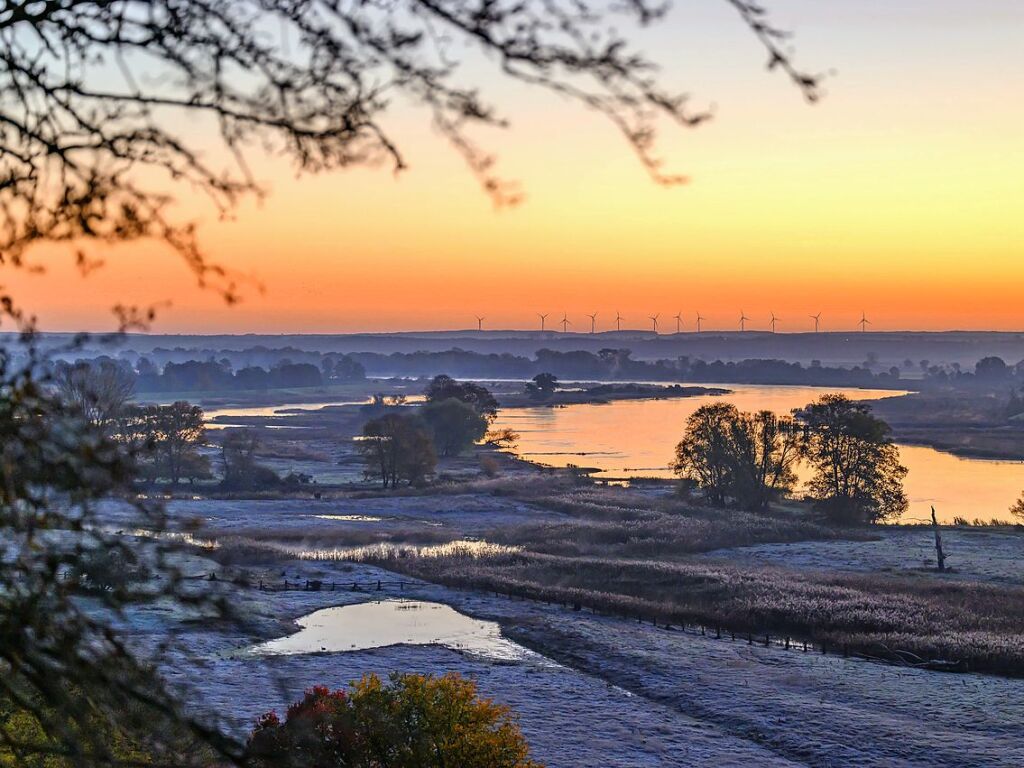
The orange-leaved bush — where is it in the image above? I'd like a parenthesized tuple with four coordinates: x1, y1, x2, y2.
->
(245, 673, 541, 768)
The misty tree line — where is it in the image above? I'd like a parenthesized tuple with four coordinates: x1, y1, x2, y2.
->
(919, 355, 1024, 391)
(58, 347, 916, 388)
(49, 354, 366, 396)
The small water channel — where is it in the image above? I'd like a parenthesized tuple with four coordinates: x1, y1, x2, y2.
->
(204, 396, 426, 429)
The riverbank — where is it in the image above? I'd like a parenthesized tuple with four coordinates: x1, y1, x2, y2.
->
(497, 383, 729, 408)
(133, 379, 415, 409)
(868, 391, 1024, 461)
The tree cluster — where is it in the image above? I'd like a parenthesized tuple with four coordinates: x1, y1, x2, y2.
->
(674, 394, 908, 524)
(219, 430, 284, 491)
(424, 375, 499, 419)
(672, 403, 801, 511)
(359, 377, 499, 486)
(115, 402, 211, 485)
(358, 413, 438, 489)
(525, 373, 559, 401)
(52, 355, 366, 396)
(340, 349, 911, 388)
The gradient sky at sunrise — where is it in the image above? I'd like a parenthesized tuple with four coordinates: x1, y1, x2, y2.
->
(8, 0, 1023, 333)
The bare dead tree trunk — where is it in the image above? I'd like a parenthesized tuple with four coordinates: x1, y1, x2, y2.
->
(932, 506, 946, 572)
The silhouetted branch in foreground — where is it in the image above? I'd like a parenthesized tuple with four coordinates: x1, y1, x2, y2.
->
(0, 1, 819, 299)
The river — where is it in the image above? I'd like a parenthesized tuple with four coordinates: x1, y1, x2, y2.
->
(488, 384, 1024, 525)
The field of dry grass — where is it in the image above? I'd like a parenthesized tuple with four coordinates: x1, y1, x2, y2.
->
(352, 483, 1024, 676)
(496, 487, 869, 558)
(379, 549, 1024, 675)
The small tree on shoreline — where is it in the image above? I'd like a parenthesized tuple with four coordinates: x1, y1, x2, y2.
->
(1010, 493, 1024, 522)
(794, 394, 908, 525)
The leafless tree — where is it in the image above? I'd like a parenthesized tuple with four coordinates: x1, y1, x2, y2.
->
(53, 360, 135, 430)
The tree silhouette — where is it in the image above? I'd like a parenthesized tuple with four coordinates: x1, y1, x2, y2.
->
(795, 394, 908, 525)
(0, 0, 818, 304)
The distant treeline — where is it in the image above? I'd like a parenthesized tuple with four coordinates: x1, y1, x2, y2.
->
(56, 347, 1024, 394)
(345, 348, 910, 389)
(54, 355, 366, 394)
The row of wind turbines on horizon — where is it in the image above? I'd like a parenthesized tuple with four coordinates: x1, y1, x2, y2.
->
(472, 311, 874, 334)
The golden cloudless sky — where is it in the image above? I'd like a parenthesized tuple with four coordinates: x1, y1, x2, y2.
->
(8, 0, 1023, 333)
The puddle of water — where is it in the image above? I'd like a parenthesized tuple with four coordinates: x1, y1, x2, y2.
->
(250, 599, 537, 662)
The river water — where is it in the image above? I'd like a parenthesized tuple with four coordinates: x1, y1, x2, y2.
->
(489, 384, 1024, 525)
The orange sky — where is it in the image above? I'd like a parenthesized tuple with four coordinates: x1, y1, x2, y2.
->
(6, 1, 1023, 334)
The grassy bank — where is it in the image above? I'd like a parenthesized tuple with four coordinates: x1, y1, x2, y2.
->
(351, 482, 1024, 677)
(869, 391, 1024, 460)
(378, 548, 1024, 676)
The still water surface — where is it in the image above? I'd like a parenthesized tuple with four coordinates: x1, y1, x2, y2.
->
(250, 599, 537, 662)
(490, 384, 1024, 525)
(205, 396, 425, 429)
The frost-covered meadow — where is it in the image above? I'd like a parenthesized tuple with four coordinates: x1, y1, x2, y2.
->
(97, 489, 1024, 767)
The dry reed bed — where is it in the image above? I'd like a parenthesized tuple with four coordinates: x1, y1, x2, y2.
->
(490, 488, 871, 558)
(378, 550, 1024, 676)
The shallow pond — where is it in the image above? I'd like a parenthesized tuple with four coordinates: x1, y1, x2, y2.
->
(250, 599, 537, 662)
(490, 384, 1024, 524)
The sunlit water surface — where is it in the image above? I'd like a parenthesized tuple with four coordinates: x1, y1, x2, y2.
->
(489, 384, 1024, 524)
(249, 599, 539, 662)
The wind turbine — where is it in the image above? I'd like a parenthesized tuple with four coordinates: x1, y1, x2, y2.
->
(615, 311, 624, 332)
(695, 312, 705, 333)
(770, 312, 780, 333)
(475, 315, 484, 332)
(859, 311, 871, 333)
(810, 312, 822, 333)
(673, 312, 683, 334)
(739, 310, 751, 332)
(538, 313, 548, 332)
(649, 314, 660, 334)
(560, 313, 572, 333)
(587, 312, 598, 334)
